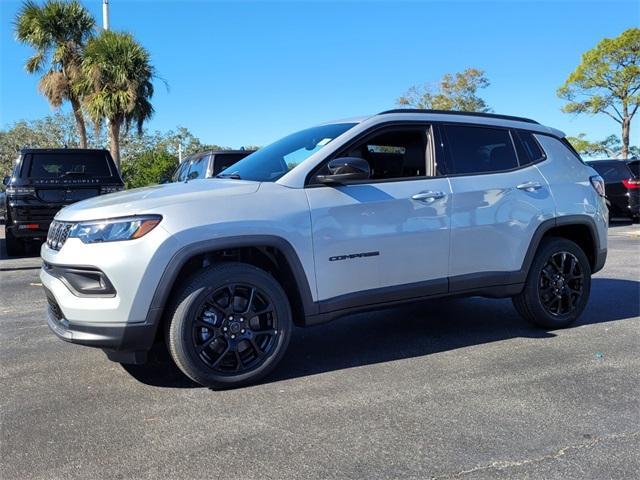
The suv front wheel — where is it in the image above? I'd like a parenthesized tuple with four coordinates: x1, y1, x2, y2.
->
(167, 262, 292, 389)
(513, 238, 592, 329)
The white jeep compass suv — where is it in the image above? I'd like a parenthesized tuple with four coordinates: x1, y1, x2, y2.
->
(41, 110, 608, 389)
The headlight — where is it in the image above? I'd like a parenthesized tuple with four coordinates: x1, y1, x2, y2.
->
(68, 215, 162, 243)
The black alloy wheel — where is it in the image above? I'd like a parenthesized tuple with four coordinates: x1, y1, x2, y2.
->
(513, 238, 591, 329)
(167, 262, 292, 389)
(192, 283, 280, 374)
(538, 251, 584, 316)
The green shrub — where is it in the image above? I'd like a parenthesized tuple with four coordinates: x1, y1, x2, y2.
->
(121, 148, 178, 189)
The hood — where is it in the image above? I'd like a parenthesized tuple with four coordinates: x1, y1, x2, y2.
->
(56, 179, 260, 221)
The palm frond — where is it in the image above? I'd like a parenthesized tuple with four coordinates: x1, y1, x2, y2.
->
(82, 30, 156, 133)
(38, 70, 69, 107)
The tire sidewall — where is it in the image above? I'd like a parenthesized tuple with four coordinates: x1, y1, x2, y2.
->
(524, 238, 592, 328)
(168, 263, 292, 389)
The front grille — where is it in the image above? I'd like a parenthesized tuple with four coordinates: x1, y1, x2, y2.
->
(46, 221, 73, 251)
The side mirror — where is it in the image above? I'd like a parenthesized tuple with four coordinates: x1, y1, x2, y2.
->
(2, 176, 10, 186)
(316, 157, 370, 184)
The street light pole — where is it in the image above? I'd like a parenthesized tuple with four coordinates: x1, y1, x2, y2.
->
(102, 0, 109, 30)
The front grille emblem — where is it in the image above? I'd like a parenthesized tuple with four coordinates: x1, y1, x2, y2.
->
(46, 221, 73, 251)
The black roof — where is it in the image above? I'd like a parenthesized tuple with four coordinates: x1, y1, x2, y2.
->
(20, 147, 109, 154)
(378, 109, 539, 125)
(185, 149, 256, 158)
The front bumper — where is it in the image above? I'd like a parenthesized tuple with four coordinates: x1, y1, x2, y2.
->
(40, 222, 180, 362)
(45, 286, 155, 362)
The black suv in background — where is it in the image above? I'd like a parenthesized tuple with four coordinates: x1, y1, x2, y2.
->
(587, 159, 640, 222)
(171, 150, 255, 182)
(2, 148, 123, 256)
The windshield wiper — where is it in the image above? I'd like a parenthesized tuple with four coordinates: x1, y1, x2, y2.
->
(216, 172, 242, 179)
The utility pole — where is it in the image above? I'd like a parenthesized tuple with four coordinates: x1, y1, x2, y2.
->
(102, 0, 110, 30)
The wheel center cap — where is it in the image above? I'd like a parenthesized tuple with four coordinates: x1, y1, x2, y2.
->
(229, 322, 241, 334)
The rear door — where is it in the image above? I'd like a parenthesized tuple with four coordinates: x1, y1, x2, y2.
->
(441, 125, 555, 290)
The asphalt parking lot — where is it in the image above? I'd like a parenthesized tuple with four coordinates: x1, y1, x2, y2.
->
(1, 223, 638, 480)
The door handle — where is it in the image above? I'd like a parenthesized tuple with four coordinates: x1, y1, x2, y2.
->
(516, 181, 542, 192)
(411, 191, 446, 202)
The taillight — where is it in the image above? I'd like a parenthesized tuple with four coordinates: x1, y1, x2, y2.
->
(622, 178, 640, 189)
(590, 175, 606, 197)
(5, 186, 35, 197)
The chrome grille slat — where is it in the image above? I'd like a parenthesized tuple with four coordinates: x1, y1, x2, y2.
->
(46, 221, 73, 251)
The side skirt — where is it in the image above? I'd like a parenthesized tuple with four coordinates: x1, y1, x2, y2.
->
(304, 273, 524, 327)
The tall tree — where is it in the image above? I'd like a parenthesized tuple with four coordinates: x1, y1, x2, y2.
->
(558, 28, 640, 159)
(567, 133, 640, 159)
(14, 0, 95, 148)
(80, 30, 155, 169)
(397, 68, 491, 112)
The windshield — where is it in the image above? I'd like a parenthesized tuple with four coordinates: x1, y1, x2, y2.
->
(217, 123, 357, 182)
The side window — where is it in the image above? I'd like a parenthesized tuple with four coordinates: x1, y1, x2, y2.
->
(187, 155, 209, 180)
(174, 162, 188, 182)
(514, 131, 546, 165)
(213, 153, 247, 176)
(443, 125, 519, 175)
(330, 127, 432, 181)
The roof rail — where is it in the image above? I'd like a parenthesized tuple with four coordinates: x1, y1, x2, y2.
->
(378, 109, 539, 125)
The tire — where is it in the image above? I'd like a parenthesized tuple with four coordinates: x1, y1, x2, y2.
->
(166, 262, 292, 389)
(5, 228, 25, 257)
(513, 238, 591, 329)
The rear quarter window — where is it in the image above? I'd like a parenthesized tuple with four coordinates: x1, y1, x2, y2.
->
(514, 131, 546, 165)
(627, 161, 639, 177)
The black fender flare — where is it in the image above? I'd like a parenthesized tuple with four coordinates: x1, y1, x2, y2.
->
(143, 235, 317, 338)
(520, 215, 605, 277)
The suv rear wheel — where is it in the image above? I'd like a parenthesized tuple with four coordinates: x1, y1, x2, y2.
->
(5, 228, 25, 257)
(167, 262, 292, 389)
(513, 238, 591, 329)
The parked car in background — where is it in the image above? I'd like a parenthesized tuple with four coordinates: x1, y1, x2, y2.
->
(171, 150, 255, 182)
(0, 190, 5, 223)
(41, 109, 608, 389)
(3, 148, 123, 256)
(587, 159, 639, 222)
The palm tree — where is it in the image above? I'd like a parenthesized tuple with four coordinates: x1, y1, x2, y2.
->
(14, 0, 95, 148)
(81, 30, 155, 169)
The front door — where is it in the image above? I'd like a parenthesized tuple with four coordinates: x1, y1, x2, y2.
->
(305, 124, 451, 306)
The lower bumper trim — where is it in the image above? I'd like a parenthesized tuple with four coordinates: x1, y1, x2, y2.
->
(46, 306, 157, 353)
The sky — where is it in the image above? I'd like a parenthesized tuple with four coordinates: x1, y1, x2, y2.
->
(0, 0, 638, 149)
